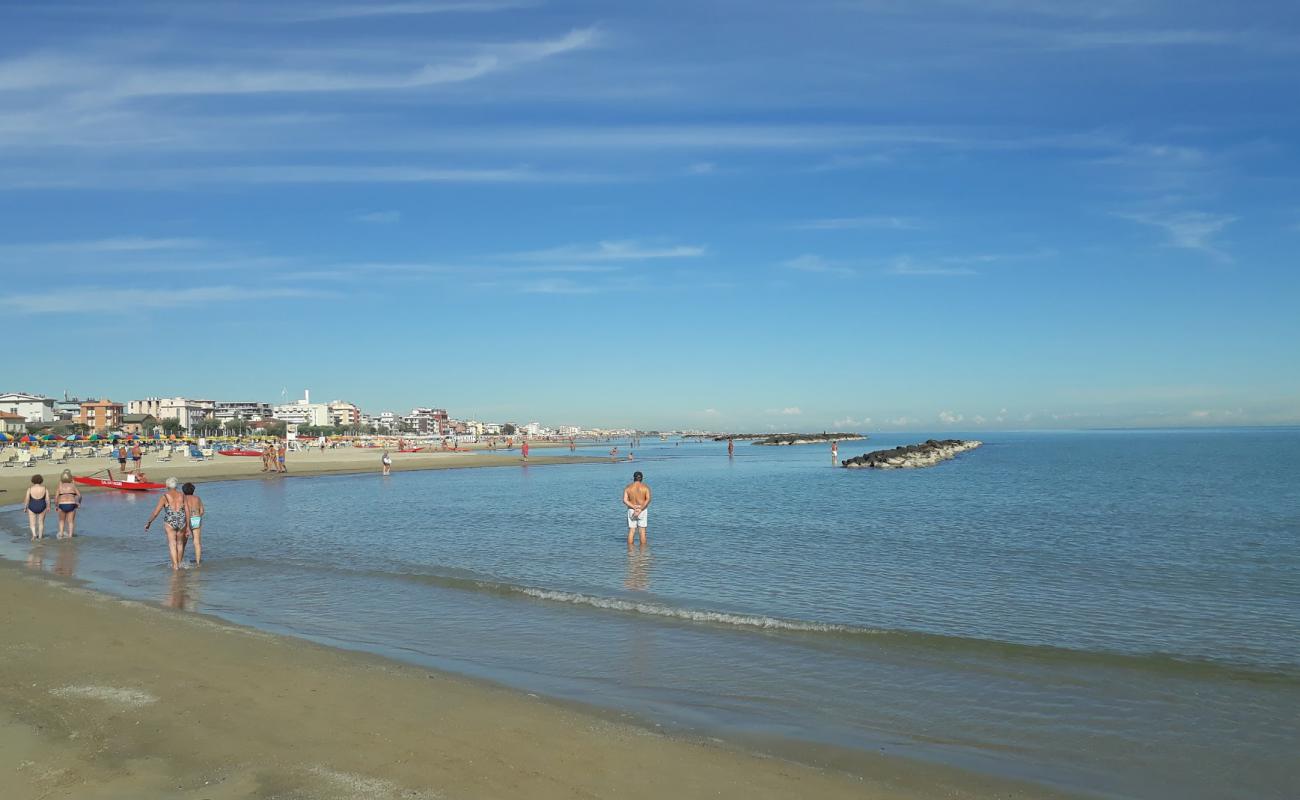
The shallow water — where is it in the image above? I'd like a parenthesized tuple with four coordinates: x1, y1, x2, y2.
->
(4, 430, 1299, 798)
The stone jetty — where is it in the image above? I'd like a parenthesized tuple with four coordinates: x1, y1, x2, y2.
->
(841, 439, 981, 469)
(753, 433, 865, 446)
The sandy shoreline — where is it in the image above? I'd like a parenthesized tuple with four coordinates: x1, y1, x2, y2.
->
(1, 447, 1066, 799)
(0, 443, 603, 499)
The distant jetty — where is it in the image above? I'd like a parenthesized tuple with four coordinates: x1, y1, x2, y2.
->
(752, 433, 866, 446)
(841, 439, 981, 469)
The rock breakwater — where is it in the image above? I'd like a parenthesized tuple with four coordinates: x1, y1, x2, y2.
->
(841, 439, 981, 469)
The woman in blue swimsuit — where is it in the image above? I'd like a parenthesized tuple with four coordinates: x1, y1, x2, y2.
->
(24, 474, 49, 540)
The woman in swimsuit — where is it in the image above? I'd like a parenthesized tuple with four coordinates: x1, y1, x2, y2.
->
(181, 482, 205, 566)
(24, 474, 49, 540)
(55, 469, 82, 539)
(145, 477, 189, 570)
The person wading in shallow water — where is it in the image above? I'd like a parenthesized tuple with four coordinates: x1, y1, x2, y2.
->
(622, 471, 652, 547)
(145, 477, 189, 570)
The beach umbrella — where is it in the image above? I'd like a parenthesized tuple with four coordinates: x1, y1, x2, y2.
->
(20, 435, 33, 443)
(65, 434, 81, 441)
(40, 434, 60, 441)
(89, 433, 101, 440)
(0, 433, 10, 442)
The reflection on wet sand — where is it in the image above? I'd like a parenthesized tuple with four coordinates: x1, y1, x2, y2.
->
(164, 570, 202, 611)
(624, 545, 652, 592)
(25, 542, 45, 572)
(52, 541, 78, 578)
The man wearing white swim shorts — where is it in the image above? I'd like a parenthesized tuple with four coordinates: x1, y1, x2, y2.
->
(622, 471, 651, 547)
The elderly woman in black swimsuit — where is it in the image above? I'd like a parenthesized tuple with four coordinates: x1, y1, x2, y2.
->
(55, 469, 82, 539)
(145, 477, 190, 570)
(24, 474, 49, 540)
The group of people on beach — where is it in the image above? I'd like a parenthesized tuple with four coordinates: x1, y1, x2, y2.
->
(22, 471, 205, 571)
(21, 471, 82, 540)
(145, 478, 206, 570)
(262, 444, 287, 473)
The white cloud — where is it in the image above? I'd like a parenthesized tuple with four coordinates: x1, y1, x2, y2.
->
(11, 285, 329, 314)
(283, 2, 535, 22)
(776, 407, 802, 416)
(793, 216, 919, 231)
(516, 278, 600, 295)
(833, 416, 871, 428)
(938, 410, 964, 424)
(1119, 210, 1237, 261)
(784, 254, 856, 276)
(687, 161, 717, 174)
(510, 240, 705, 262)
(886, 257, 976, 276)
(0, 237, 206, 256)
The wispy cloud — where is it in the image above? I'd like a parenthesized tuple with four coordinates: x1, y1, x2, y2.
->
(1119, 210, 1237, 261)
(938, 410, 964, 424)
(784, 254, 856, 276)
(833, 416, 871, 428)
(793, 215, 919, 231)
(0, 164, 606, 189)
(282, 2, 535, 22)
(509, 240, 706, 262)
(0, 237, 207, 256)
(781, 407, 802, 416)
(11, 285, 330, 314)
(885, 257, 976, 276)
(354, 210, 402, 224)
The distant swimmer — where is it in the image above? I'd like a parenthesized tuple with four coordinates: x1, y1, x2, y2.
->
(181, 482, 205, 566)
(145, 477, 189, 570)
(623, 470, 652, 546)
(381, 449, 392, 476)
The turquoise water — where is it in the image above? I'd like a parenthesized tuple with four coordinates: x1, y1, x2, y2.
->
(4, 430, 1299, 798)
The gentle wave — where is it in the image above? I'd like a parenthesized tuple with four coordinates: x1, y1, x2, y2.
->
(512, 586, 871, 634)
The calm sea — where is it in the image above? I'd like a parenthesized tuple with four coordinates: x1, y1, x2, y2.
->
(4, 430, 1299, 798)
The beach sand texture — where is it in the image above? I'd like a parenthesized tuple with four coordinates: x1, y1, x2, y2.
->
(0, 562, 1026, 800)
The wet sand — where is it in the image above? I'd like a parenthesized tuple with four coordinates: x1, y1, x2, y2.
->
(0, 562, 1066, 800)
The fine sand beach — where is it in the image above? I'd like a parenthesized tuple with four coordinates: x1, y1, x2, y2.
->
(0, 448, 1063, 800)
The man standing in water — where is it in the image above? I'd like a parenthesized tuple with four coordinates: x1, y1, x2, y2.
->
(623, 471, 651, 546)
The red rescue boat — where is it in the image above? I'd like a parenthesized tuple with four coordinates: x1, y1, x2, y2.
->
(398, 448, 424, 453)
(74, 475, 166, 492)
(218, 449, 265, 456)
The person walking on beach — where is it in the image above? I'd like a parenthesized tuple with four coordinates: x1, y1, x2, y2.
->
(181, 482, 205, 566)
(55, 469, 82, 539)
(381, 449, 392, 476)
(623, 471, 651, 547)
(521, 440, 529, 463)
(278, 442, 288, 473)
(145, 477, 189, 570)
(130, 441, 142, 473)
(116, 443, 128, 473)
(24, 474, 49, 540)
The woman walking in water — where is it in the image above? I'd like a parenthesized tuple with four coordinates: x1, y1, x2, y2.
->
(381, 449, 392, 476)
(181, 482, 205, 566)
(55, 469, 82, 539)
(145, 477, 189, 570)
(24, 474, 49, 540)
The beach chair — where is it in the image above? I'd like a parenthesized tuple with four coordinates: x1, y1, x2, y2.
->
(0, 450, 15, 468)
(53, 447, 69, 464)
(187, 446, 205, 462)
(17, 450, 33, 468)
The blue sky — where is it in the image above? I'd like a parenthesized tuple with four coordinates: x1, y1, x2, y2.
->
(2, 0, 1298, 431)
